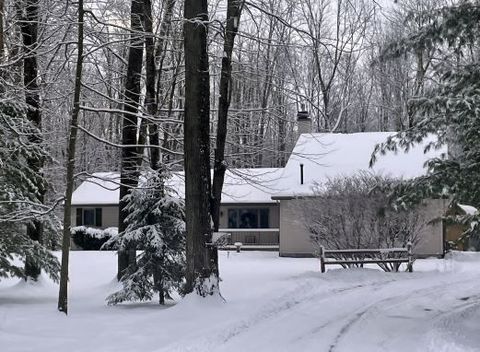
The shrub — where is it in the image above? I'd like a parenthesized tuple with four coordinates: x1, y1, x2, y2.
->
(298, 173, 424, 271)
(71, 226, 118, 250)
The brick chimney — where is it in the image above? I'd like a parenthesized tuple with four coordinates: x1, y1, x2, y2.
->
(297, 110, 311, 136)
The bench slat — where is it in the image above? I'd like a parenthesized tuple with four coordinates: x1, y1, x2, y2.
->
(319, 244, 413, 273)
(323, 258, 409, 265)
(324, 249, 407, 254)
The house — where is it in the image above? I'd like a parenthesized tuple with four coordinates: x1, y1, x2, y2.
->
(273, 132, 448, 257)
(71, 120, 449, 257)
(72, 168, 285, 247)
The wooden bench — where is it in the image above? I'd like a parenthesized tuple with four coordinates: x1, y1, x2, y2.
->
(319, 243, 413, 273)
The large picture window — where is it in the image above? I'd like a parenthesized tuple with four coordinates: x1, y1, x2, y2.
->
(228, 208, 269, 229)
(76, 207, 102, 227)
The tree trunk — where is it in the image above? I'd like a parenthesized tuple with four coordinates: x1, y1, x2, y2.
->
(144, 0, 159, 170)
(58, 0, 84, 314)
(154, 0, 176, 105)
(211, 0, 243, 231)
(183, 0, 218, 295)
(0, 0, 4, 61)
(117, 0, 145, 280)
(153, 268, 165, 305)
(153, 0, 176, 166)
(19, 0, 44, 280)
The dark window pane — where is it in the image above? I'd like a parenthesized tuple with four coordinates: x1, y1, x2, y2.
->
(239, 209, 258, 228)
(228, 209, 238, 228)
(83, 209, 95, 226)
(259, 209, 269, 228)
(95, 208, 102, 227)
(76, 208, 83, 226)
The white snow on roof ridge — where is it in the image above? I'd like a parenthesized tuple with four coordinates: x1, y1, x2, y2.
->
(277, 131, 446, 197)
(72, 167, 286, 205)
(72, 132, 446, 205)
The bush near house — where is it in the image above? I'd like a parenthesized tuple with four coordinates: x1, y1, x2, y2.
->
(300, 173, 424, 272)
(71, 226, 118, 250)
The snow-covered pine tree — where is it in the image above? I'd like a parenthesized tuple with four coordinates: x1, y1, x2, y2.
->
(106, 167, 185, 305)
(371, 1, 480, 202)
(371, 0, 480, 236)
(0, 101, 60, 281)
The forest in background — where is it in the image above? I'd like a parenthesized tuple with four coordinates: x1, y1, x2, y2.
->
(1, 0, 443, 186)
(3, 0, 480, 308)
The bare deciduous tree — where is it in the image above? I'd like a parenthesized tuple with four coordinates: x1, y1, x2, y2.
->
(58, 0, 85, 315)
(298, 174, 424, 272)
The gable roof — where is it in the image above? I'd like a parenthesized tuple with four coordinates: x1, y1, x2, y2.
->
(71, 132, 446, 205)
(71, 172, 119, 205)
(71, 168, 284, 206)
(275, 132, 446, 197)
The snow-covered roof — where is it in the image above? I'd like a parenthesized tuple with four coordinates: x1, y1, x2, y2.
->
(72, 132, 446, 205)
(273, 132, 446, 198)
(71, 168, 284, 206)
(71, 172, 120, 205)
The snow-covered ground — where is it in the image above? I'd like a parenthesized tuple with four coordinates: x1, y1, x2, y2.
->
(1, 251, 480, 352)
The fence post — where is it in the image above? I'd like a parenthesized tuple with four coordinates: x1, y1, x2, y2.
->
(320, 246, 326, 273)
(407, 242, 413, 272)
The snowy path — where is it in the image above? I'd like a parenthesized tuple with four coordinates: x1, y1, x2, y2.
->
(1, 251, 480, 352)
(165, 269, 480, 352)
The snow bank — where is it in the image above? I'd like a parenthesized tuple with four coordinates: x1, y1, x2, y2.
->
(1, 251, 480, 352)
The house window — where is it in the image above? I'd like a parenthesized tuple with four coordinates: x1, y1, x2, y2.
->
(227, 208, 269, 228)
(76, 208, 102, 227)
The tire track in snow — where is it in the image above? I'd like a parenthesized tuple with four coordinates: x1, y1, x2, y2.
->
(328, 309, 369, 352)
(326, 277, 480, 352)
(157, 272, 480, 352)
(215, 272, 480, 352)
(155, 279, 384, 352)
(206, 279, 397, 351)
(422, 295, 480, 352)
(217, 282, 385, 346)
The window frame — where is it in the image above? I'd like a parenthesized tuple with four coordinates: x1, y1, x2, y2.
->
(227, 207, 270, 229)
(76, 207, 103, 227)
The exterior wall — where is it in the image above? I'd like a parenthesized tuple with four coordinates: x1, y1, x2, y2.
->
(279, 199, 316, 257)
(71, 205, 119, 229)
(71, 203, 280, 245)
(414, 199, 449, 257)
(278, 198, 448, 258)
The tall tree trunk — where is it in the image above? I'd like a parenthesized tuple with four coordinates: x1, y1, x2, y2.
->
(19, 0, 44, 280)
(211, 0, 243, 231)
(144, 0, 165, 303)
(276, 92, 286, 167)
(58, 0, 84, 314)
(117, 0, 145, 280)
(144, 0, 159, 170)
(256, 18, 275, 166)
(153, 0, 176, 166)
(154, 0, 176, 105)
(183, 0, 218, 295)
(0, 0, 4, 62)
(407, 48, 428, 128)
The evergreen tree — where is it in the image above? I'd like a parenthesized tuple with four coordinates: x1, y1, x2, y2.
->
(106, 168, 186, 305)
(371, 0, 480, 239)
(0, 101, 59, 281)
